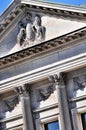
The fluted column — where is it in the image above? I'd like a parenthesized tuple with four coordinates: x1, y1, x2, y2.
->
(15, 84, 34, 130)
(49, 73, 72, 130)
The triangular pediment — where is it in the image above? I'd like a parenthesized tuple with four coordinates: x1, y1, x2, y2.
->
(0, 0, 86, 58)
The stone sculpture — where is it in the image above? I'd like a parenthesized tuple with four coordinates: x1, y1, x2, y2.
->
(32, 15, 46, 42)
(38, 85, 54, 101)
(17, 21, 26, 46)
(17, 14, 46, 47)
(73, 75, 86, 91)
(0, 96, 19, 113)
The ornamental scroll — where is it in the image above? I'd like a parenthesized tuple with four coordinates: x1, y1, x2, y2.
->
(17, 13, 46, 48)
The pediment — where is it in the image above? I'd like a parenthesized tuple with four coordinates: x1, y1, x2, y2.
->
(0, 0, 86, 58)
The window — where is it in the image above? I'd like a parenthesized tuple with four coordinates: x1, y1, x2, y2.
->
(81, 113, 86, 130)
(44, 121, 60, 130)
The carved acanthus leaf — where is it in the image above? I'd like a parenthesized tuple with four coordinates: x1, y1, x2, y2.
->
(49, 73, 66, 85)
(14, 84, 30, 95)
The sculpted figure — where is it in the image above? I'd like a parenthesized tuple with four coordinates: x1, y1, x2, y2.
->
(17, 21, 26, 46)
(17, 14, 46, 47)
(33, 15, 46, 42)
(25, 13, 35, 44)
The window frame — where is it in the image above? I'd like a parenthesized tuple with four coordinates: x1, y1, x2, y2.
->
(40, 115, 61, 130)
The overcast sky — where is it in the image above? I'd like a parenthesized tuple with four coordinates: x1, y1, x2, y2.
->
(0, 0, 86, 14)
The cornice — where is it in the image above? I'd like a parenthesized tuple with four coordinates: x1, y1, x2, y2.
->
(0, 1, 86, 37)
(21, 0, 86, 13)
(0, 27, 86, 68)
(0, 53, 86, 93)
(0, 4, 25, 35)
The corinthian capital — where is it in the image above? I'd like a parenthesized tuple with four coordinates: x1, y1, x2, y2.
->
(49, 73, 66, 86)
(14, 84, 30, 95)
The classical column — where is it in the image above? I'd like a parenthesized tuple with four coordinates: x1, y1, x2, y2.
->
(15, 84, 34, 130)
(49, 73, 72, 130)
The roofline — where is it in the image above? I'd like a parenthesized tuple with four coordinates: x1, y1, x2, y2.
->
(21, 0, 86, 13)
(0, 0, 20, 22)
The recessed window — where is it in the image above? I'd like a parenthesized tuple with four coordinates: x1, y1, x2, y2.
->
(44, 121, 60, 130)
(81, 113, 86, 130)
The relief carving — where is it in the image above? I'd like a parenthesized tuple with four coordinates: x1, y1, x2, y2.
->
(32, 15, 46, 42)
(17, 21, 26, 46)
(0, 96, 19, 113)
(4, 96, 19, 112)
(73, 75, 86, 91)
(17, 13, 46, 48)
(38, 85, 54, 101)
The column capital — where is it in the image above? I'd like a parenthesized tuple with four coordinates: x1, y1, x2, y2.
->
(49, 72, 66, 85)
(15, 84, 30, 95)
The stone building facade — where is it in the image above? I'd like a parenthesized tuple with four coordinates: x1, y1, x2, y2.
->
(0, 0, 86, 130)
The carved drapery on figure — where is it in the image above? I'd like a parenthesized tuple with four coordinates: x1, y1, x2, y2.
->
(17, 13, 46, 47)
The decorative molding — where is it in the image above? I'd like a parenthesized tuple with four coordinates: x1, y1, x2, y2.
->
(0, 27, 86, 68)
(0, 114, 22, 123)
(33, 103, 58, 113)
(69, 94, 86, 102)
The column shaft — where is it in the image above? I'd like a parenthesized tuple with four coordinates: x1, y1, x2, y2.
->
(56, 84, 72, 130)
(21, 94, 34, 130)
(50, 74, 72, 130)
